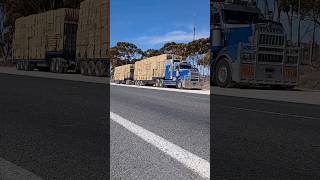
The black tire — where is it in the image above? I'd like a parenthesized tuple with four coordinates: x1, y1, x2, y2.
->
(55, 59, 60, 73)
(57, 59, 64, 73)
(23, 61, 28, 71)
(16, 62, 19, 70)
(80, 62, 85, 75)
(81, 62, 89, 76)
(95, 61, 107, 77)
(50, 59, 56, 72)
(87, 61, 95, 76)
(95, 62, 102, 77)
(155, 79, 160, 87)
(215, 59, 233, 88)
(176, 80, 183, 89)
(20, 62, 24, 70)
(160, 79, 166, 88)
(28, 62, 33, 71)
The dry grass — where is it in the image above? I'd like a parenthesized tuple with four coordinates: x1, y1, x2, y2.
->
(298, 64, 320, 90)
(0, 59, 14, 67)
(199, 76, 210, 90)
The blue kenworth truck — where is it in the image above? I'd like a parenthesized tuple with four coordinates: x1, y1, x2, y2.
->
(210, 0, 300, 88)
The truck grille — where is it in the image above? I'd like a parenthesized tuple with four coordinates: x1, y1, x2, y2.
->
(258, 54, 283, 63)
(256, 23, 286, 63)
(191, 70, 199, 81)
(259, 34, 284, 47)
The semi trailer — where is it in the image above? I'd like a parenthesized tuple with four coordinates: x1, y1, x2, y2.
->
(210, 0, 300, 88)
(12, 0, 109, 77)
(114, 54, 201, 89)
(113, 64, 135, 84)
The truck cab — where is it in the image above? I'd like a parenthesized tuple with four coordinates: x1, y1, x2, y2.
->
(163, 59, 200, 89)
(211, 0, 299, 88)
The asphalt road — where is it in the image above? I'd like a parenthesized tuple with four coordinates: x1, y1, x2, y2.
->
(212, 95, 320, 179)
(2, 67, 320, 179)
(110, 85, 210, 180)
(0, 73, 109, 179)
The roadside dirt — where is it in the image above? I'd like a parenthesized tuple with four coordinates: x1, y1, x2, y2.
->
(0, 60, 14, 67)
(299, 65, 320, 90)
(200, 77, 210, 90)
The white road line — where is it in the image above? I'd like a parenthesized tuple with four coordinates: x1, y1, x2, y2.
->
(111, 83, 210, 95)
(110, 112, 210, 179)
(220, 105, 320, 120)
(0, 158, 43, 180)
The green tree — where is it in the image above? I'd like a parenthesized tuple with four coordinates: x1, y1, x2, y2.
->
(110, 42, 143, 72)
(143, 49, 161, 58)
(159, 42, 188, 58)
(278, 0, 299, 41)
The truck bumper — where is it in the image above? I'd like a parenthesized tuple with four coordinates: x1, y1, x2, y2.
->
(184, 80, 201, 89)
(238, 79, 298, 86)
(234, 63, 299, 87)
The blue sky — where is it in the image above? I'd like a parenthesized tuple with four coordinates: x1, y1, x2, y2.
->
(111, 0, 210, 50)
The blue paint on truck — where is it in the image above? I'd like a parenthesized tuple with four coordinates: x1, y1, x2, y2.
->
(211, 0, 300, 88)
(162, 59, 200, 89)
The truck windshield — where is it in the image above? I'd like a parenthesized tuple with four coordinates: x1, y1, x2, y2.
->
(223, 10, 259, 24)
(180, 64, 192, 69)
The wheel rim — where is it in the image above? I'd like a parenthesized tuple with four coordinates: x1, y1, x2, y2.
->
(218, 66, 228, 83)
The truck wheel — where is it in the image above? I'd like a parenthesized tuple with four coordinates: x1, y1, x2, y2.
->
(80, 62, 85, 75)
(88, 61, 96, 76)
(81, 62, 89, 75)
(50, 59, 56, 72)
(55, 59, 60, 73)
(23, 61, 28, 71)
(21, 61, 25, 71)
(155, 79, 159, 87)
(95, 62, 107, 77)
(95, 62, 102, 77)
(56, 59, 64, 73)
(160, 79, 166, 88)
(176, 80, 183, 89)
(17, 61, 22, 70)
(215, 59, 233, 88)
(16, 62, 19, 70)
(84, 62, 89, 76)
(27, 63, 33, 71)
